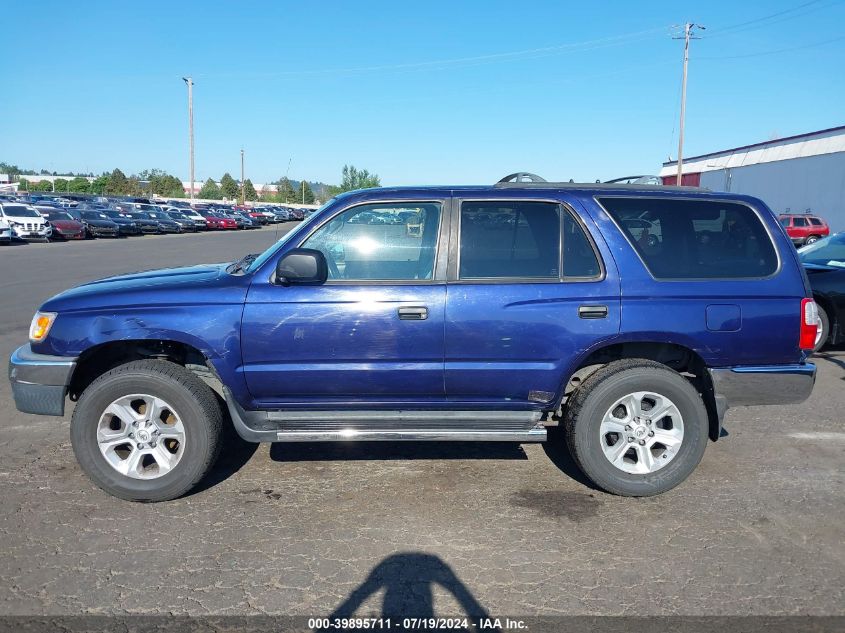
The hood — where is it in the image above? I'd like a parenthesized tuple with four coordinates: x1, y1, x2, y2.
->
(41, 263, 231, 312)
(85, 218, 117, 227)
(51, 219, 83, 229)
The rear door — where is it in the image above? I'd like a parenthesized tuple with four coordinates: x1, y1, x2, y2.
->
(443, 196, 621, 408)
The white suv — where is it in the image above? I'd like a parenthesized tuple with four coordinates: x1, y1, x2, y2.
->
(0, 216, 11, 243)
(0, 203, 52, 241)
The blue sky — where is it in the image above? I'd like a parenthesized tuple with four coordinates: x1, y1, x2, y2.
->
(3, 0, 844, 186)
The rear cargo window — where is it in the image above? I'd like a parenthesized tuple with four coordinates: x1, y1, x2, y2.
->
(599, 198, 778, 279)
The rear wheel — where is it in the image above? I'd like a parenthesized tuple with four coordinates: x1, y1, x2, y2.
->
(813, 304, 830, 353)
(563, 359, 708, 496)
(71, 360, 223, 502)
(805, 235, 821, 245)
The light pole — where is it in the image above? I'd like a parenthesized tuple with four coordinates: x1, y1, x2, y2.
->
(674, 23, 704, 186)
(182, 77, 195, 201)
(240, 149, 245, 205)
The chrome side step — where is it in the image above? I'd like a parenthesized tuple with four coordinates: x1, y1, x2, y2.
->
(223, 389, 546, 443)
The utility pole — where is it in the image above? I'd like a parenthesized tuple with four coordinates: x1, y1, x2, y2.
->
(674, 23, 704, 186)
(240, 149, 245, 205)
(182, 77, 195, 201)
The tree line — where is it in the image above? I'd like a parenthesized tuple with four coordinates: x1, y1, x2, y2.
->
(10, 163, 382, 203)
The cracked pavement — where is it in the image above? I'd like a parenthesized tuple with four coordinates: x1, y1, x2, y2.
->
(0, 229, 843, 617)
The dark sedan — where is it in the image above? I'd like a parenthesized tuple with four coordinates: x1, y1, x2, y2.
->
(165, 210, 198, 232)
(121, 211, 166, 234)
(79, 211, 121, 238)
(799, 233, 845, 352)
(145, 211, 183, 233)
(100, 210, 142, 236)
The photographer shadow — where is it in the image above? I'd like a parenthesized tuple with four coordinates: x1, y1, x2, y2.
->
(329, 552, 500, 632)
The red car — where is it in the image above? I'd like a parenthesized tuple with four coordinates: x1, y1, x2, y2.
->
(779, 214, 830, 246)
(39, 209, 86, 240)
(201, 213, 237, 230)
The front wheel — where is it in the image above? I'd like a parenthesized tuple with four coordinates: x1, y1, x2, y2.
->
(563, 359, 708, 496)
(71, 360, 223, 502)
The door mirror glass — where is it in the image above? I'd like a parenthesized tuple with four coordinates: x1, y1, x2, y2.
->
(275, 248, 328, 286)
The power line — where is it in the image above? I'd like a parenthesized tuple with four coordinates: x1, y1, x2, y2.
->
(707, 0, 842, 37)
(698, 34, 845, 59)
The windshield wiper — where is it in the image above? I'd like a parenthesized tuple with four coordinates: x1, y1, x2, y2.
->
(227, 253, 259, 275)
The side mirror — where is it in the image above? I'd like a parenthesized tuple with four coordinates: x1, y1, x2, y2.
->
(275, 248, 328, 286)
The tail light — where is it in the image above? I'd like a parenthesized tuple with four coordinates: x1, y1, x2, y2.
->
(799, 298, 818, 350)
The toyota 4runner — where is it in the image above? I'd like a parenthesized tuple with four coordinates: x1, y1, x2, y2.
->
(9, 175, 817, 501)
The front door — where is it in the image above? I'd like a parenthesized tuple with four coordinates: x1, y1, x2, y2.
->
(444, 198, 621, 408)
(241, 199, 448, 407)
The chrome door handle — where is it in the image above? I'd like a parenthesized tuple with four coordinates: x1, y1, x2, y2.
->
(578, 305, 608, 319)
(398, 306, 428, 320)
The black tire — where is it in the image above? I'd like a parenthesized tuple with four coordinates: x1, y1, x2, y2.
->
(813, 304, 830, 353)
(70, 360, 223, 502)
(805, 235, 821, 245)
(563, 359, 708, 497)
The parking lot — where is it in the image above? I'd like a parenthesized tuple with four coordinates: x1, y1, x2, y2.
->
(0, 227, 843, 619)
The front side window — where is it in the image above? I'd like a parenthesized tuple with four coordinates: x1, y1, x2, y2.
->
(301, 202, 441, 281)
(459, 201, 561, 279)
(793, 217, 808, 227)
(600, 197, 778, 279)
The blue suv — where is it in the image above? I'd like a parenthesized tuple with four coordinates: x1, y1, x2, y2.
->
(8, 176, 818, 501)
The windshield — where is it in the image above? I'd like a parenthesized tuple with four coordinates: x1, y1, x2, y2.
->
(81, 211, 109, 220)
(3, 205, 41, 218)
(798, 233, 845, 266)
(48, 211, 74, 221)
(244, 198, 337, 274)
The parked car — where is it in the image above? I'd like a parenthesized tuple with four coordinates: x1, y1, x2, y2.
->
(144, 211, 182, 233)
(98, 210, 142, 236)
(121, 211, 167, 234)
(0, 203, 52, 241)
(271, 207, 291, 222)
(180, 208, 208, 230)
(779, 213, 830, 246)
(9, 179, 818, 502)
(231, 211, 259, 229)
(164, 210, 198, 232)
(198, 210, 237, 230)
(798, 233, 845, 352)
(0, 217, 11, 244)
(79, 211, 121, 238)
(39, 209, 86, 240)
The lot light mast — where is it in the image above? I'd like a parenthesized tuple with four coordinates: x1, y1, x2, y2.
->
(182, 77, 195, 201)
(240, 149, 245, 205)
(674, 23, 704, 186)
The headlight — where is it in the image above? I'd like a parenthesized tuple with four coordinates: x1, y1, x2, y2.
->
(29, 311, 57, 342)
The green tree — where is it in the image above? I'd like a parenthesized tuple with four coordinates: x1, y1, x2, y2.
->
(90, 174, 109, 195)
(198, 178, 221, 200)
(31, 180, 53, 191)
(297, 180, 315, 204)
(243, 179, 258, 201)
(105, 168, 129, 195)
(331, 165, 381, 194)
(54, 178, 69, 192)
(275, 177, 296, 203)
(69, 177, 91, 193)
(139, 169, 184, 198)
(18, 178, 30, 191)
(220, 173, 239, 200)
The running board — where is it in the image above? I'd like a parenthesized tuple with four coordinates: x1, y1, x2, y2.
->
(223, 389, 546, 443)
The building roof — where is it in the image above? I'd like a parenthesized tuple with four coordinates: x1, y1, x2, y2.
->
(660, 125, 845, 177)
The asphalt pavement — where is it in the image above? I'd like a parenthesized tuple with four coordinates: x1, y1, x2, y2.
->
(0, 228, 842, 619)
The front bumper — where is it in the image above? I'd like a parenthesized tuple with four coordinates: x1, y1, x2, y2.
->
(708, 363, 816, 411)
(8, 344, 77, 416)
(13, 226, 52, 239)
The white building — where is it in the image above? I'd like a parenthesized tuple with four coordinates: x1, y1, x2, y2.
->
(660, 125, 845, 232)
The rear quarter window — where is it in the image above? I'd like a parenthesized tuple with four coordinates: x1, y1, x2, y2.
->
(599, 197, 778, 279)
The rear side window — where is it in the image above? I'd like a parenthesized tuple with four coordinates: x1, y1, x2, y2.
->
(793, 217, 808, 227)
(599, 197, 778, 279)
(809, 217, 823, 226)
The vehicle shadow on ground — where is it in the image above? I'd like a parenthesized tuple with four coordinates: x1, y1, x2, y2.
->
(328, 552, 498, 631)
(190, 410, 259, 496)
(815, 346, 845, 377)
(541, 427, 602, 491)
(269, 441, 527, 462)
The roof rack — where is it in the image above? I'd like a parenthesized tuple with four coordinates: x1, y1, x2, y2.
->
(494, 172, 708, 192)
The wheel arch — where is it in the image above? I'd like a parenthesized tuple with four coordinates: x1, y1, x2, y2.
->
(560, 340, 722, 441)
